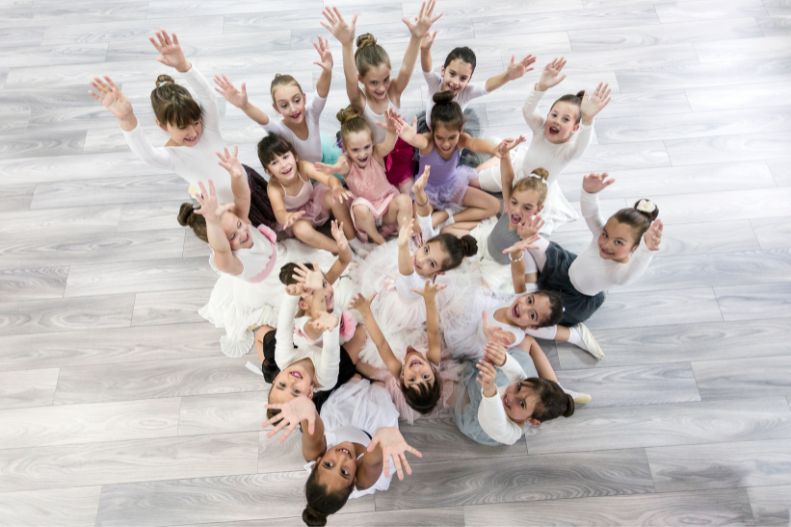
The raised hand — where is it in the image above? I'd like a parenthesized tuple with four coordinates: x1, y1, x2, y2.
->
(580, 82, 612, 123)
(411, 280, 446, 301)
(149, 30, 190, 72)
(263, 396, 318, 443)
(320, 6, 357, 46)
(420, 30, 437, 50)
(283, 210, 306, 229)
(213, 74, 248, 109)
(330, 184, 353, 204)
(481, 312, 516, 347)
(536, 57, 567, 91)
(582, 172, 615, 194)
(216, 146, 244, 179)
(644, 218, 663, 251)
(483, 340, 507, 367)
(349, 292, 374, 314)
(391, 112, 419, 144)
(193, 180, 234, 224)
(293, 262, 324, 291)
(496, 136, 526, 157)
(502, 234, 540, 257)
(368, 427, 423, 480)
(505, 54, 537, 81)
(398, 218, 416, 247)
(315, 156, 350, 176)
(515, 213, 544, 240)
(475, 359, 498, 397)
(403, 0, 442, 39)
(89, 76, 134, 120)
(412, 165, 430, 200)
(330, 220, 351, 255)
(313, 36, 334, 73)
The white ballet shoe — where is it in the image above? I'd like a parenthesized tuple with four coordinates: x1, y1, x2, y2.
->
(573, 322, 605, 360)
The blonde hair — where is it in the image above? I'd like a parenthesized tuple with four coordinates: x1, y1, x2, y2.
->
(270, 73, 303, 102)
(336, 105, 372, 146)
(512, 168, 549, 206)
(355, 33, 390, 77)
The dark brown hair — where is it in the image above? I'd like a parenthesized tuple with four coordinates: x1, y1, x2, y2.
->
(302, 461, 354, 526)
(279, 262, 316, 285)
(612, 199, 659, 244)
(550, 90, 585, 123)
(535, 290, 563, 327)
(428, 233, 478, 271)
(400, 362, 441, 414)
(518, 377, 575, 422)
(430, 90, 464, 131)
(176, 202, 207, 242)
(443, 46, 477, 71)
(355, 33, 391, 77)
(258, 133, 298, 169)
(150, 74, 203, 128)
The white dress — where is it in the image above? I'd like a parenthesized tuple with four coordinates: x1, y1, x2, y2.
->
(262, 90, 326, 163)
(423, 70, 488, 123)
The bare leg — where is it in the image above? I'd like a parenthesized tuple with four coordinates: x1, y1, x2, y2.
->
(382, 194, 413, 229)
(292, 220, 339, 253)
(324, 194, 356, 240)
(451, 186, 500, 224)
(353, 205, 385, 244)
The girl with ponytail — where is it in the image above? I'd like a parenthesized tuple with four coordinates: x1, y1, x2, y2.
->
(89, 30, 276, 229)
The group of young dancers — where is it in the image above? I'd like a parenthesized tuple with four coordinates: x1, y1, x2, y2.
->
(89, 3, 664, 524)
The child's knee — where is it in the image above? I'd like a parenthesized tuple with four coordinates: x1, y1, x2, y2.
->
(352, 205, 372, 222)
(291, 220, 314, 238)
(394, 193, 412, 210)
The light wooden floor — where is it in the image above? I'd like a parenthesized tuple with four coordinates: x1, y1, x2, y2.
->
(1, 0, 791, 525)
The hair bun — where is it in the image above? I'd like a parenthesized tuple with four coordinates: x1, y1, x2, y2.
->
(634, 198, 659, 221)
(177, 202, 196, 226)
(336, 104, 362, 124)
(563, 394, 575, 418)
(432, 90, 455, 105)
(531, 168, 549, 181)
(459, 234, 478, 257)
(356, 32, 377, 49)
(575, 90, 585, 99)
(302, 505, 328, 527)
(155, 74, 175, 88)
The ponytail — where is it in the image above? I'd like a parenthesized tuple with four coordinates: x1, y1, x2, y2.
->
(336, 105, 372, 146)
(354, 33, 390, 77)
(430, 90, 464, 131)
(519, 378, 575, 422)
(150, 75, 202, 128)
(176, 202, 207, 242)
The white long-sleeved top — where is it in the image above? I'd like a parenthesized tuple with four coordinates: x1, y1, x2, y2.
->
(423, 70, 488, 126)
(568, 191, 655, 296)
(478, 353, 531, 445)
(122, 65, 234, 203)
(274, 296, 341, 391)
(395, 212, 440, 300)
(262, 91, 327, 162)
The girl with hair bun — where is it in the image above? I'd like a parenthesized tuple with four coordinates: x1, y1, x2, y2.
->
(213, 37, 341, 165)
(504, 172, 663, 359)
(315, 106, 413, 244)
(321, 1, 441, 191)
(474, 57, 612, 235)
(89, 30, 276, 229)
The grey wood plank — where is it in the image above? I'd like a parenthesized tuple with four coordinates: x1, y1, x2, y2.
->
(0, 368, 58, 410)
(655, 0, 767, 23)
(464, 487, 755, 526)
(373, 448, 655, 510)
(54, 356, 261, 404)
(686, 80, 791, 111)
(646, 438, 791, 492)
(0, 486, 102, 527)
(95, 472, 374, 527)
(0, 205, 121, 234)
(0, 397, 180, 449)
(64, 256, 215, 297)
(767, 157, 791, 186)
(564, 141, 671, 173)
(0, 293, 133, 337)
(525, 397, 791, 454)
(0, 322, 224, 370)
(41, 15, 223, 45)
(0, 265, 68, 300)
(692, 355, 791, 400)
(715, 283, 791, 320)
(0, 42, 107, 68)
(695, 34, 791, 63)
(665, 131, 791, 165)
(752, 217, 791, 249)
(0, 183, 34, 212)
(557, 318, 791, 370)
(0, 432, 260, 492)
(222, 5, 404, 34)
(0, 129, 85, 160)
(586, 287, 723, 330)
(118, 200, 189, 232)
(640, 187, 791, 224)
(132, 287, 210, 327)
(552, 362, 701, 408)
(179, 391, 266, 436)
(747, 484, 791, 527)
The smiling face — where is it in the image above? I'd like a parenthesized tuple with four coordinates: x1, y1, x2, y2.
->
(343, 129, 375, 168)
(502, 382, 540, 424)
(544, 101, 580, 144)
(272, 84, 306, 125)
(413, 240, 449, 278)
(598, 218, 639, 262)
(400, 347, 435, 390)
(161, 119, 203, 147)
(360, 63, 391, 101)
(440, 58, 474, 95)
(269, 359, 314, 404)
(505, 293, 552, 328)
(506, 189, 544, 228)
(317, 443, 358, 494)
(265, 150, 298, 184)
(432, 123, 462, 158)
(219, 211, 252, 251)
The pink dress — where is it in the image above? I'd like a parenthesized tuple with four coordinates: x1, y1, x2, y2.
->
(280, 176, 330, 236)
(346, 156, 400, 239)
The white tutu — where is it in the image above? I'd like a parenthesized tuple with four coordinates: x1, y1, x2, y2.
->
(469, 219, 519, 296)
(441, 288, 516, 361)
(199, 238, 338, 357)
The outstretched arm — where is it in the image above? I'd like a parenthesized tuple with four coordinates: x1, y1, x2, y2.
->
(213, 74, 270, 126)
(216, 146, 251, 221)
(521, 336, 558, 382)
(313, 36, 334, 98)
(497, 136, 526, 204)
(263, 395, 326, 460)
(413, 281, 444, 366)
(484, 53, 536, 92)
(321, 7, 364, 109)
(419, 31, 437, 73)
(397, 219, 416, 276)
(460, 133, 498, 156)
(194, 180, 244, 276)
(350, 294, 402, 378)
(390, 111, 431, 150)
(324, 220, 353, 283)
(391, 0, 442, 98)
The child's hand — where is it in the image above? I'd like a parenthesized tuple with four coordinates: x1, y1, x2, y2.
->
(149, 30, 190, 72)
(582, 172, 615, 194)
(216, 146, 244, 179)
(403, 0, 442, 39)
(349, 292, 373, 314)
(483, 340, 508, 367)
(496, 136, 526, 157)
(315, 156, 350, 176)
(283, 210, 306, 229)
(213, 74, 248, 109)
(293, 262, 324, 291)
(330, 220, 351, 256)
(330, 184, 353, 204)
(398, 218, 416, 247)
(505, 54, 537, 81)
(580, 82, 612, 124)
(475, 360, 498, 398)
(89, 76, 134, 120)
(320, 6, 357, 46)
(502, 234, 540, 258)
(644, 218, 663, 251)
(313, 36, 333, 73)
(193, 180, 233, 224)
(536, 57, 567, 91)
(391, 111, 419, 144)
(481, 312, 517, 347)
(411, 165, 430, 198)
(310, 311, 338, 333)
(420, 30, 437, 50)
(263, 395, 318, 443)
(412, 280, 446, 301)
(368, 427, 423, 480)
(516, 213, 544, 240)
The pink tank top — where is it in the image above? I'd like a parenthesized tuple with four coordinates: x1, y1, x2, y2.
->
(345, 157, 398, 201)
(283, 177, 314, 211)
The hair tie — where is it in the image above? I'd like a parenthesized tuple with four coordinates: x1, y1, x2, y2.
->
(636, 199, 656, 214)
(526, 173, 547, 183)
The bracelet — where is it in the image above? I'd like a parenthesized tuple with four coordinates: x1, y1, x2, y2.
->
(510, 252, 524, 262)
